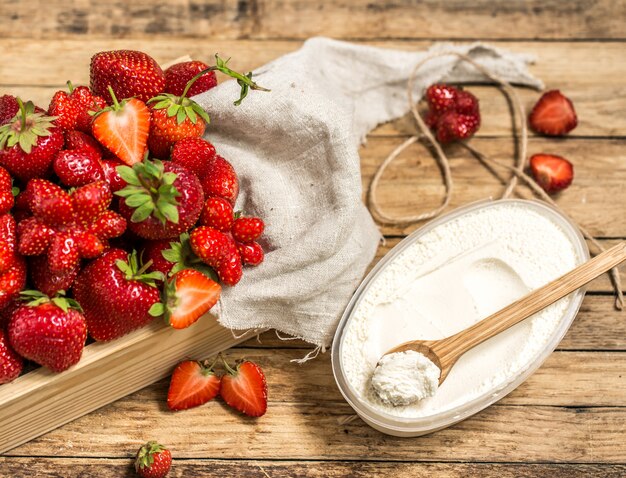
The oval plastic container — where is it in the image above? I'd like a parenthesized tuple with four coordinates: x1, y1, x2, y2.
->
(331, 199, 590, 437)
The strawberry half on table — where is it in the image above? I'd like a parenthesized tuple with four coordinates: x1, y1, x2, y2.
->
(529, 90, 578, 136)
(167, 359, 221, 411)
(73, 249, 164, 341)
(529, 153, 574, 194)
(220, 358, 268, 417)
(0, 98, 64, 182)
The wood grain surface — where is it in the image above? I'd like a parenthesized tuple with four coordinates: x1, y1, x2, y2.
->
(1, 0, 625, 476)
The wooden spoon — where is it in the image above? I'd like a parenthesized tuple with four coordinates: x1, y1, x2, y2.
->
(382, 241, 626, 385)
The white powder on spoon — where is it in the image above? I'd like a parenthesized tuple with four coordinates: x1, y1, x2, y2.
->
(340, 202, 579, 418)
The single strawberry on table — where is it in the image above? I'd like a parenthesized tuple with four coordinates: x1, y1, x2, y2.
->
(167, 359, 221, 411)
(529, 153, 574, 194)
(91, 87, 150, 166)
(165, 60, 217, 97)
(528, 90, 578, 136)
(163, 269, 221, 329)
(135, 441, 172, 478)
(90, 50, 166, 104)
(220, 358, 267, 417)
(0, 328, 23, 385)
(73, 249, 164, 341)
(116, 159, 204, 240)
(0, 98, 64, 181)
(8, 291, 87, 373)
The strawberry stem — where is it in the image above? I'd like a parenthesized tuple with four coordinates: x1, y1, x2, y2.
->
(220, 354, 237, 375)
(15, 97, 26, 132)
(67, 80, 74, 93)
(107, 85, 121, 110)
(136, 259, 154, 277)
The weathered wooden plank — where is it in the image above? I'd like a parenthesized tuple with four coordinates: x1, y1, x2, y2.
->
(359, 137, 626, 237)
(0, 458, 624, 478)
(2, 0, 625, 40)
(1, 40, 625, 138)
(8, 399, 625, 462)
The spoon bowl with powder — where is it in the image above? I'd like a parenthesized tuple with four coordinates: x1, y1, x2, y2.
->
(373, 241, 626, 406)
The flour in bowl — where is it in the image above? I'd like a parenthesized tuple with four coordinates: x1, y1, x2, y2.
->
(340, 201, 580, 419)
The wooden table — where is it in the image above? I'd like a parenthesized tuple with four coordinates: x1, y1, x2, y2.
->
(1, 1, 625, 476)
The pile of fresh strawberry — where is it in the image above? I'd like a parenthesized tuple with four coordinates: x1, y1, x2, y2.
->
(0, 50, 268, 384)
(423, 84, 578, 194)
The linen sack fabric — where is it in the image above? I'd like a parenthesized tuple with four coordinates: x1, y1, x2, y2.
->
(192, 37, 542, 348)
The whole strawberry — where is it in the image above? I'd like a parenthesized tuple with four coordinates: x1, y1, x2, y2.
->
(0, 328, 23, 384)
(170, 137, 216, 180)
(0, 95, 19, 126)
(29, 255, 79, 297)
(236, 241, 264, 266)
(8, 291, 87, 372)
(135, 441, 172, 478)
(165, 60, 217, 97)
(0, 99, 64, 181)
(201, 155, 239, 206)
(190, 226, 242, 286)
(116, 160, 204, 240)
(90, 50, 166, 104)
(17, 180, 126, 273)
(231, 217, 264, 243)
(0, 166, 14, 215)
(0, 214, 26, 309)
(70, 84, 107, 132)
(142, 239, 177, 278)
(73, 249, 163, 341)
(64, 130, 104, 159)
(200, 197, 234, 232)
(53, 149, 105, 187)
(48, 82, 107, 133)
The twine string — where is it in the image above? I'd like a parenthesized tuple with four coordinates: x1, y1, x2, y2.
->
(367, 51, 623, 309)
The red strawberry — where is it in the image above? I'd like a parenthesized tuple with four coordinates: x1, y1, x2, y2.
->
(167, 359, 221, 411)
(64, 130, 103, 159)
(135, 441, 172, 478)
(0, 255, 26, 310)
(153, 232, 218, 280)
(0, 95, 19, 126)
(189, 226, 242, 285)
(142, 239, 176, 277)
(90, 50, 166, 104)
(0, 99, 64, 182)
(29, 255, 79, 297)
(220, 359, 267, 417)
(425, 84, 458, 114)
(529, 154, 574, 194)
(164, 269, 221, 329)
(53, 149, 105, 187)
(91, 88, 150, 166)
(48, 89, 81, 132)
(0, 213, 16, 273)
(0, 166, 14, 215)
(73, 249, 163, 341)
(0, 329, 23, 384)
(165, 61, 217, 97)
(455, 90, 480, 116)
(170, 137, 216, 180)
(116, 160, 204, 240)
(18, 180, 125, 273)
(70, 85, 107, 133)
(8, 291, 87, 372)
(236, 241, 264, 266)
(200, 197, 234, 232)
(100, 158, 127, 192)
(529, 90, 578, 136)
(435, 111, 480, 144)
(201, 155, 239, 206)
(231, 217, 264, 243)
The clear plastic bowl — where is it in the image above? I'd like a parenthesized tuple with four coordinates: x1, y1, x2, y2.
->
(331, 199, 589, 437)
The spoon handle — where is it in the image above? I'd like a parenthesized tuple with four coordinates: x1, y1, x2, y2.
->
(437, 242, 626, 363)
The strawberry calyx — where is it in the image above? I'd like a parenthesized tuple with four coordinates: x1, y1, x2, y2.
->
(161, 233, 218, 280)
(0, 98, 57, 154)
(114, 250, 165, 318)
(90, 86, 132, 119)
(135, 441, 167, 472)
(115, 159, 182, 225)
(18, 289, 83, 313)
(147, 54, 269, 125)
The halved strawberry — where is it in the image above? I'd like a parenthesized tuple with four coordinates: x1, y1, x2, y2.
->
(167, 359, 221, 411)
(529, 153, 574, 194)
(164, 269, 221, 329)
(91, 87, 150, 166)
(220, 359, 267, 417)
(529, 90, 578, 136)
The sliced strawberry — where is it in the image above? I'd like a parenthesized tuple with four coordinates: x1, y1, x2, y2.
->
(529, 90, 578, 136)
(529, 154, 574, 194)
(167, 360, 221, 411)
(220, 359, 267, 417)
(164, 269, 221, 329)
(91, 89, 150, 166)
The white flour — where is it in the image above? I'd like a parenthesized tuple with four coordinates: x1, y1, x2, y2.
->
(372, 351, 440, 406)
(340, 202, 579, 418)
